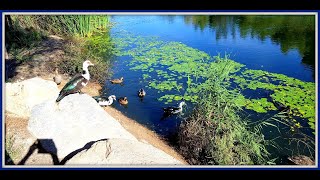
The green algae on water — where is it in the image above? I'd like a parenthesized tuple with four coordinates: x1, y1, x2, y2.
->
(111, 32, 315, 131)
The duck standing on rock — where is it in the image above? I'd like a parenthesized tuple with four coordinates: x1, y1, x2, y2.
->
(94, 95, 116, 106)
(53, 68, 62, 85)
(110, 77, 124, 84)
(56, 60, 94, 102)
(138, 88, 146, 98)
(118, 96, 128, 105)
(162, 101, 186, 115)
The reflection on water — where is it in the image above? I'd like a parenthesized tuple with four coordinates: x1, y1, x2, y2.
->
(171, 15, 315, 75)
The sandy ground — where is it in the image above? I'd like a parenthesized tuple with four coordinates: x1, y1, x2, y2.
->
(102, 106, 187, 164)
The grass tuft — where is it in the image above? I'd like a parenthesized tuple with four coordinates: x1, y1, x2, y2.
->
(178, 57, 270, 165)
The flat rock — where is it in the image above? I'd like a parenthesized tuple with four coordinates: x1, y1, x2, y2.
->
(28, 93, 137, 160)
(66, 138, 184, 165)
(5, 77, 59, 118)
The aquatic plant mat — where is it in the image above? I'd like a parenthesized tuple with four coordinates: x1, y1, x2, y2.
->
(111, 30, 315, 165)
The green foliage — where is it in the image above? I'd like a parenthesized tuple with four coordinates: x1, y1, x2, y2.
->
(246, 98, 277, 113)
(9, 15, 110, 37)
(234, 95, 277, 113)
(178, 61, 269, 165)
(231, 69, 315, 130)
(84, 30, 115, 59)
(111, 32, 243, 103)
(60, 33, 113, 84)
(149, 80, 183, 92)
(5, 15, 45, 52)
(5, 15, 113, 84)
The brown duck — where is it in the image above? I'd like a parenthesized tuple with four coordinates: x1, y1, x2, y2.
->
(110, 77, 124, 84)
(53, 68, 62, 85)
(118, 96, 128, 105)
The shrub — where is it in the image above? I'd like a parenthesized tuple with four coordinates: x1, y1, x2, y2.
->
(178, 58, 269, 165)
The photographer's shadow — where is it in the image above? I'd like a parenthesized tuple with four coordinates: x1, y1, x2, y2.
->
(18, 139, 59, 165)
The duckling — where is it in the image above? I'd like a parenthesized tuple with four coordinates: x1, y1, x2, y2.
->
(53, 68, 62, 85)
(162, 101, 186, 115)
(118, 96, 128, 105)
(110, 77, 124, 84)
(94, 95, 116, 106)
(138, 88, 146, 97)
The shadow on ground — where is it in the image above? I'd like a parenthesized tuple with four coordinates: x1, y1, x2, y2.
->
(6, 138, 108, 165)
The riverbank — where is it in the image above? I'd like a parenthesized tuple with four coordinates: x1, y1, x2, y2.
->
(4, 35, 187, 165)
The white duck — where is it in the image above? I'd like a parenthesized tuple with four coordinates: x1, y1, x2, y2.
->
(162, 101, 186, 115)
(95, 95, 116, 106)
(138, 88, 146, 97)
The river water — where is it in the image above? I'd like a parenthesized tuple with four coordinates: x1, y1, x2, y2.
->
(102, 15, 315, 163)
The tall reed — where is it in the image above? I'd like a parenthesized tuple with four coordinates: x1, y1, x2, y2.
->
(9, 15, 109, 37)
(178, 55, 270, 165)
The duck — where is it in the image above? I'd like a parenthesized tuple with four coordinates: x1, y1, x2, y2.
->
(56, 60, 94, 102)
(94, 95, 116, 106)
(162, 101, 186, 115)
(110, 77, 124, 84)
(53, 68, 62, 85)
(138, 88, 146, 97)
(118, 96, 128, 105)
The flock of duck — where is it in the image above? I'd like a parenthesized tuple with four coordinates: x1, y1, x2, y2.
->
(55, 60, 186, 116)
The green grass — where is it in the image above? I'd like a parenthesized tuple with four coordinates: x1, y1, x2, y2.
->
(5, 15, 114, 84)
(5, 16, 45, 52)
(5, 135, 19, 164)
(6, 15, 109, 52)
(9, 15, 109, 38)
(178, 59, 270, 165)
(60, 32, 114, 84)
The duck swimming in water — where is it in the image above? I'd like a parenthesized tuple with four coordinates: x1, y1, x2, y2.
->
(94, 95, 116, 106)
(162, 101, 186, 115)
(110, 77, 124, 84)
(118, 96, 128, 105)
(56, 60, 94, 102)
(138, 88, 146, 97)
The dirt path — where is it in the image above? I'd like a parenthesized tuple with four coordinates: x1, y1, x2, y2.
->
(5, 35, 67, 82)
